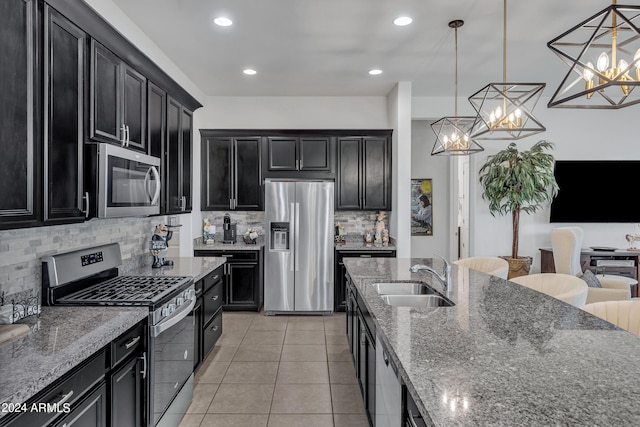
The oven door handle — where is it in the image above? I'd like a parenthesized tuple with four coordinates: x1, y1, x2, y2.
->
(152, 297, 196, 337)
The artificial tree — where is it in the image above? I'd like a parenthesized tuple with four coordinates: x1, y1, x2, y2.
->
(478, 140, 559, 276)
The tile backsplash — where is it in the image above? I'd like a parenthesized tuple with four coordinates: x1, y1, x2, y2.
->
(198, 210, 391, 237)
(0, 217, 172, 300)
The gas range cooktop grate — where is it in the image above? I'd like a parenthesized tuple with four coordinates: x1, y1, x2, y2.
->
(57, 275, 192, 305)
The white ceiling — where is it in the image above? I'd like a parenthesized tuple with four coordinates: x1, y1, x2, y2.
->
(110, 0, 611, 98)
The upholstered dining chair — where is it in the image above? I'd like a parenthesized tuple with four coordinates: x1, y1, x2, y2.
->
(452, 256, 509, 280)
(510, 273, 588, 307)
(581, 300, 640, 336)
(550, 226, 633, 304)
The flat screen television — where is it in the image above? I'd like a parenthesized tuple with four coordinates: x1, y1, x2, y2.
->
(550, 160, 640, 223)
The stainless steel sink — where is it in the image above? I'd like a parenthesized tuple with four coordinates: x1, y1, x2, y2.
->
(381, 294, 454, 308)
(372, 282, 437, 295)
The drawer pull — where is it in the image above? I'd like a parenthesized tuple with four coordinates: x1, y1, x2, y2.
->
(213, 275, 220, 281)
(52, 390, 74, 407)
(212, 295, 219, 301)
(359, 255, 372, 258)
(407, 409, 419, 427)
(211, 325, 219, 331)
(124, 336, 141, 350)
(222, 254, 234, 258)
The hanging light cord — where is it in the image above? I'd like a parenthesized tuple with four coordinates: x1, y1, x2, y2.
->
(503, 0, 507, 83)
(454, 23, 459, 116)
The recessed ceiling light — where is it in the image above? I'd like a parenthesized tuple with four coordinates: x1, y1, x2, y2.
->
(243, 68, 257, 75)
(214, 17, 233, 27)
(369, 69, 383, 76)
(393, 16, 413, 26)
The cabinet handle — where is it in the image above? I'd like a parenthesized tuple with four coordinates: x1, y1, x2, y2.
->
(83, 192, 90, 218)
(211, 325, 219, 331)
(126, 125, 130, 146)
(222, 254, 234, 258)
(299, 158, 303, 169)
(120, 124, 126, 146)
(359, 255, 372, 258)
(296, 159, 299, 170)
(140, 351, 147, 379)
(124, 335, 141, 350)
(212, 295, 219, 301)
(407, 409, 419, 427)
(213, 275, 220, 281)
(51, 390, 74, 407)
(360, 331, 366, 345)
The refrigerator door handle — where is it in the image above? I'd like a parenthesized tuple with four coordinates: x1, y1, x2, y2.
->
(290, 202, 295, 272)
(295, 202, 300, 272)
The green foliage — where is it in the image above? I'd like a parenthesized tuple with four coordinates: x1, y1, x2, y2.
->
(478, 140, 559, 258)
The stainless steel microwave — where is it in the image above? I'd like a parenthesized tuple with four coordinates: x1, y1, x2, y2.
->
(97, 143, 161, 218)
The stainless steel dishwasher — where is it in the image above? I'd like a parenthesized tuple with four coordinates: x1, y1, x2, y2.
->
(376, 333, 402, 427)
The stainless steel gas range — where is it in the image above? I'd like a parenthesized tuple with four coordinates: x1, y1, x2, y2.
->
(42, 243, 196, 427)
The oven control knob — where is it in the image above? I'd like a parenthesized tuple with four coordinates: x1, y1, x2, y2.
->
(167, 303, 176, 314)
(176, 297, 184, 306)
(161, 307, 170, 317)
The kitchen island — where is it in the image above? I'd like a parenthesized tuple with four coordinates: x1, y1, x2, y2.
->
(344, 257, 640, 426)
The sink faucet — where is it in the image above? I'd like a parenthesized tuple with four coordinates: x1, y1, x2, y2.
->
(410, 255, 452, 294)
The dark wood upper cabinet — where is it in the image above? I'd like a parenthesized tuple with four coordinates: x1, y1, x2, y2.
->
(0, 0, 39, 229)
(122, 65, 147, 151)
(165, 96, 192, 214)
(201, 135, 262, 211)
(267, 136, 330, 172)
(90, 40, 120, 143)
(89, 40, 147, 152)
(147, 81, 166, 160)
(44, 6, 87, 223)
(337, 134, 391, 211)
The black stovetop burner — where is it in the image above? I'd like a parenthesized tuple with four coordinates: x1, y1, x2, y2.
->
(57, 275, 192, 306)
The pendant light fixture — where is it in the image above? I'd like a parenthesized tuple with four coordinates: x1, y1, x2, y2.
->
(548, 0, 640, 109)
(431, 20, 483, 156)
(468, 0, 546, 140)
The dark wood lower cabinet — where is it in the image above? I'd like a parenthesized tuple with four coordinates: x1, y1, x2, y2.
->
(54, 383, 107, 427)
(193, 265, 225, 369)
(110, 357, 143, 426)
(335, 249, 396, 312)
(194, 250, 263, 311)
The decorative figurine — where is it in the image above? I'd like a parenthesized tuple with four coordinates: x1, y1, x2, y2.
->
(150, 224, 175, 268)
(203, 218, 216, 244)
(374, 211, 386, 243)
(364, 230, 373, 245)
(382, 229, 390, 246)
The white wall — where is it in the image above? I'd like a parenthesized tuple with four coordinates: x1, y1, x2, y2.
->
(387, 83, 412, 258)
(410, 120, 449, 258)
(414, 95, 640, 272)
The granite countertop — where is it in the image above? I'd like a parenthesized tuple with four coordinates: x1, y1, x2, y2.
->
(344, 257, 640, 426)
(193, 239, 264, 251)
(335, 235, 397, 251)
(126, 256, 226, 282)
(0, 306, 148, 419)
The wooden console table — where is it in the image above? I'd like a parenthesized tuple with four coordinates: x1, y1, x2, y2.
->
(540, 248, 639, 297)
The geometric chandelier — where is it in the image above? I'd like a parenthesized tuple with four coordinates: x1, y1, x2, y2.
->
(468, 0, 546, 140)
(431, 20, 484, 155)
(548, 0, 640, 109)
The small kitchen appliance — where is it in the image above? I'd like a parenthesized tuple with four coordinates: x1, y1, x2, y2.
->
(222, 213, 237, 244)
(42, 243, 195, 426)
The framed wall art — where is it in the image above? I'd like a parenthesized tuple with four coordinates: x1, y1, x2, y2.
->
(411, 179, 432, 236)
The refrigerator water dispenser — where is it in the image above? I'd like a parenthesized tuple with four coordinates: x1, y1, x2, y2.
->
(270, 222, 290, 251)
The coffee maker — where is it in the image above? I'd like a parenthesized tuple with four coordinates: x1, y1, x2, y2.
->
(222, 213, 237, 244)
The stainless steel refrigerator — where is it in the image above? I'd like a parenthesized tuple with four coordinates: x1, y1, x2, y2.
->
(264, 180, 334, 315)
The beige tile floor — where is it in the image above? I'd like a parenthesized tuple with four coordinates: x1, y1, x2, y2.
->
(179, 311, 369, 427)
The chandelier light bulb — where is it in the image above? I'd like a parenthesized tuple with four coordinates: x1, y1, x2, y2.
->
(618, 59, 629, 74)
(514, 108, 522, 118)
(495, 106, 502, 118)
(597, 52, 610, 72)
(489, 111, 496, 124)
(635, 49, 640, 69)
(583, 62, 594, 80)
